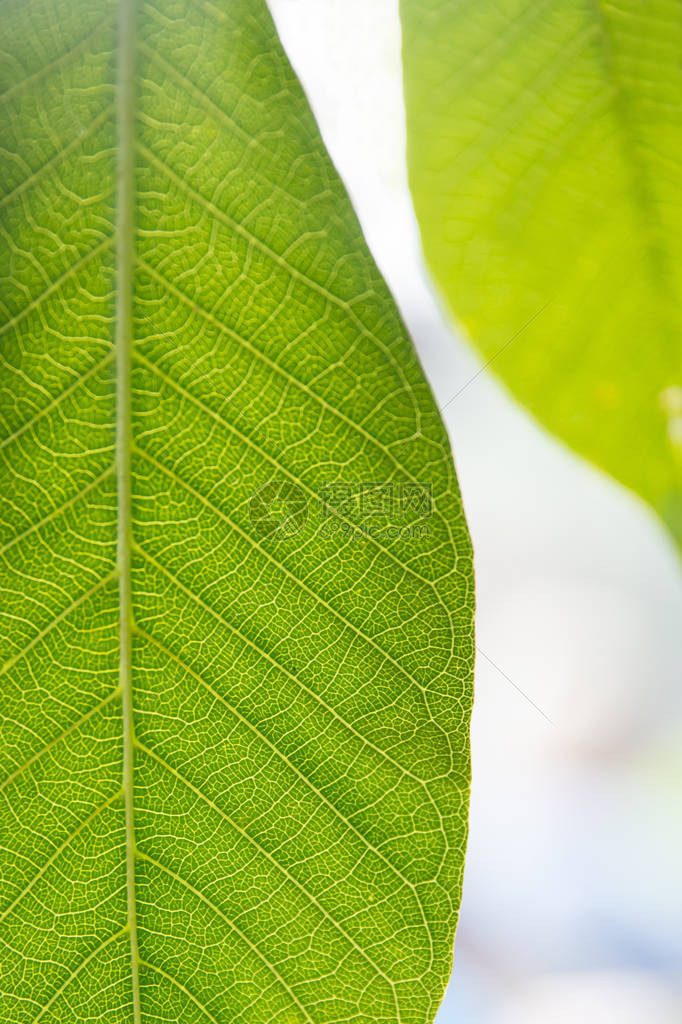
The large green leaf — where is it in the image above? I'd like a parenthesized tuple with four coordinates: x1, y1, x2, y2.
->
(0, 0, 474, 1021)
(401, 0, 682, 545)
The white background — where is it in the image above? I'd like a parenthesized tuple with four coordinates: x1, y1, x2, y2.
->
(266, 2, 682, 1021)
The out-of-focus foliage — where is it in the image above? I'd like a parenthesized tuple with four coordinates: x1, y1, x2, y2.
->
(401, 0, 682, 547)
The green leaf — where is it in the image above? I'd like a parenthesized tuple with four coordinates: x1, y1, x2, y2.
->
(0, 1, 474, 1022)
(401, 0, 682, 546)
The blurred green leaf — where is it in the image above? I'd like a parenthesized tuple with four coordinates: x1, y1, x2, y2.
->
(0, 0, 474, 1020)
(401, 0, 682, 546)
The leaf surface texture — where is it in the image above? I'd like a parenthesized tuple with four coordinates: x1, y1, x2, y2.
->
(0, 1, 474, 1021)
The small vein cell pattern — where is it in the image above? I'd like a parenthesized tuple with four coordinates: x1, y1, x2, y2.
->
(0, 1, 475, 1022)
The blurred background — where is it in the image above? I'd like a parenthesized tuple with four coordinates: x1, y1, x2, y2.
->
(267, 2, 682, 1021)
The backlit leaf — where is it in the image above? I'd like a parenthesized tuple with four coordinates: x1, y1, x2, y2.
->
(0, 0, 474, 1021)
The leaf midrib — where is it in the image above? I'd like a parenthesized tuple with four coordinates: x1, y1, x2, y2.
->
(588, 0, 675, 345)
(114, 0, 141, 1020)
